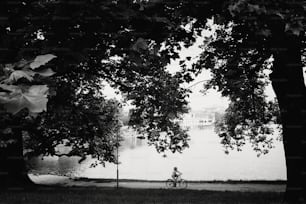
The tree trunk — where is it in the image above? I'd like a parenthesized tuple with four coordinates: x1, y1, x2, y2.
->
(270, 33, 306, 202)
(0, 128, 35, 191)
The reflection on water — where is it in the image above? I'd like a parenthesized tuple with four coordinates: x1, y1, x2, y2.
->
(28, 126, 286, 181)
(28, 127, 145, 176)
(28, 156, 86, 177)
(120, 128, 145, 150)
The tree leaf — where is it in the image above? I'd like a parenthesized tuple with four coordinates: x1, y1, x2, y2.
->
(16, 59, 32, 68)
(0, 84, 21, 93)
(213, 14, 226, 25)
(257, 29, 271, 37)
(152, 16, 170, 24)
(0, 85, 49, 114)
(35, 68, 56, 77)
(247, 4, 266, 14)
(7, 70, 35, 83)
(4, 63, 15, 71)
(228, 0, 246, 16)
(30, 54, 57, 69)
(285, 22, 304, 36)
(131, 38, 148, 52)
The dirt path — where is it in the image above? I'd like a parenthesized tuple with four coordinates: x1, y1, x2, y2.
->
(29, 174, 286, 192)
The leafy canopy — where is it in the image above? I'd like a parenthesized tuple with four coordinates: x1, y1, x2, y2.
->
(0, 0, 204, 161)
(1, 0, 305, 160)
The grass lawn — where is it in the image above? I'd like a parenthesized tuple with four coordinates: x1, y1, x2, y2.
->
(0, 187, 285, 204)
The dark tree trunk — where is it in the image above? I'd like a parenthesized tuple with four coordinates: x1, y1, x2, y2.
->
(0, 128, 35, 191)
(270, 33, 306, 202)
(0, 0, 34, 191)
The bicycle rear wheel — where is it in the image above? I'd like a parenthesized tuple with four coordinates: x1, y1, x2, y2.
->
(166, 179, 174, 188)
(179, 180, 188, 189)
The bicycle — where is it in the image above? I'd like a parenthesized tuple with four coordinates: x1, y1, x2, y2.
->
(165, 177, 188, 188)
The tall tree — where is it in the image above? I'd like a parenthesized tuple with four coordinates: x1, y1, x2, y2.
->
(0, 54, 58, 188)
(192, 1, 306, 201)
(1, 1, 305, 201)
(0, 0, 195, 189)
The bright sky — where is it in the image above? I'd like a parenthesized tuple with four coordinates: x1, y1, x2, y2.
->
(102, 40, 230, 112)
(102, 24, 285, 113)
(166, 30, 229, 111)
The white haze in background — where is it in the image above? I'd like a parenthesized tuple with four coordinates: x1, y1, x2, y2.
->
(102, 24, 231, 111)
(32, 25, 287, 181)
(101, 20, 281, 112)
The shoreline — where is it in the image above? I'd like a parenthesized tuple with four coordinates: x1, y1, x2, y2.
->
(29, 173, 286, 184)
(72, 177, 286, 184)
(29, 174, 286, 192)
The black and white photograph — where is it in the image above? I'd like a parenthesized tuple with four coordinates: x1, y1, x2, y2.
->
(0, 0, 305, 203)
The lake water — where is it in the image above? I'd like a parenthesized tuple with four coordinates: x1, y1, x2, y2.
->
(28, 126, 286, 181)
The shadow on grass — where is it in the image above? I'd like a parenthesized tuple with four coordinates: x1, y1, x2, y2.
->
(0, 186, 285, 204)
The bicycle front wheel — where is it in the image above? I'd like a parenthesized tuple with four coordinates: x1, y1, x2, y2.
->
(166, 179, 174, 188)
(179, 180, 188, 189)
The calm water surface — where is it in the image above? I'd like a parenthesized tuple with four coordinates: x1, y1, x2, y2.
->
(28, 126, 286, 181)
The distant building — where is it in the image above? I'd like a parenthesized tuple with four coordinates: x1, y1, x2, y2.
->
(180, 111, 215, 128)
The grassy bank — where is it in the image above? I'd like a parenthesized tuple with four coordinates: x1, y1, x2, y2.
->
(72, 177, 286, 184)
(0, 187, 284, 204)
